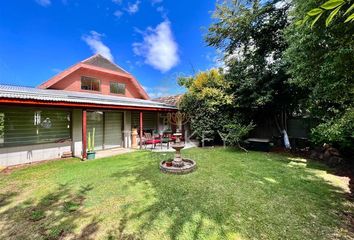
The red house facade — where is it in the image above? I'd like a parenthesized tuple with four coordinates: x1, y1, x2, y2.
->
(0, 54, 176, 166)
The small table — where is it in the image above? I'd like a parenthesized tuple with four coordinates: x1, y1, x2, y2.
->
(160, 137, 171, 149)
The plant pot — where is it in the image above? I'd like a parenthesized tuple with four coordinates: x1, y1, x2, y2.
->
(166, 162, 172, 167)
(87, 151, 96, 160)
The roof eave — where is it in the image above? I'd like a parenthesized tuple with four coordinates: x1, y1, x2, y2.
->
(0, 97, 177, 112)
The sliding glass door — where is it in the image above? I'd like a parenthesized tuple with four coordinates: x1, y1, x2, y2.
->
(87, 111, 123, 151)
(87, 111, 104, 151)
(104, 112, 123, 149)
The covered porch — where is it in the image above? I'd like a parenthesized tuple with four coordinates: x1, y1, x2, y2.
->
(0, 84, 177, 166)
(80, 109, 177, 159)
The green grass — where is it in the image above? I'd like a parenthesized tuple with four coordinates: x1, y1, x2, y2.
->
(0, 148, 353, 240)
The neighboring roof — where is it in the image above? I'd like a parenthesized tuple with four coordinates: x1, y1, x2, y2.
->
(0, 84, 176, 110)
(81, 54, 129, 74)
(37, 54, 150, 100)
(153, 94, 183, 107)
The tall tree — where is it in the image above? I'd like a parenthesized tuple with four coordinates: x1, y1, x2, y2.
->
(206, 0, 297, 146)
(178, 69, 234, 137)
(284, 0, 354, 151)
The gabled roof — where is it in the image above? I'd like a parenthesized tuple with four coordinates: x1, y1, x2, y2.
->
(37, 54, 150, 100)
(0, 84, 176, 110)
(82, 54, 129, 74)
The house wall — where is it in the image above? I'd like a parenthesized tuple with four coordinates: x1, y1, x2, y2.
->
(157, 112, 172, 132)
(0, 142, 71, 167)
(49, 68, 143, 99)
(72, 109, 82, 158)
(0, 108, 162, 167)
(123, 111, 132, 148)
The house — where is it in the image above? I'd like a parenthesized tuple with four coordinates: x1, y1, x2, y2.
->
(153, 94, 183, 107)
(0, 54, 177, 167)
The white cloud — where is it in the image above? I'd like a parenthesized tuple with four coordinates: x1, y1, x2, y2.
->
(51, 68, 63, 73)
(151, 0, 163, 5)
(156, 6, 164, 12)
(112, 0, 122, 4)
(156, 6, 168, 18)
(143, 86, 171, 98)
(133, 20, 179, 72)
(206, 50, 225, 69)
(36, 0, 51, 7)
(126, 0, 140, 14)
(82, 31, 114, 62)
(114, 10, 124, 18)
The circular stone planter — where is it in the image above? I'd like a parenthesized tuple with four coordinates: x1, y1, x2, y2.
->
(160, 159, 197, 174)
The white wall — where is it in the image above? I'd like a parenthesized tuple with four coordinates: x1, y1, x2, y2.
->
(123, 111, 131, 148)
(72, 109, 82, 158)
(0, 142, 71, 167)
(0, 108, 83, 167)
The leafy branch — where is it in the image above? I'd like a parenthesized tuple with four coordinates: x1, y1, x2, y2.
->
(297, 0, 354, 27)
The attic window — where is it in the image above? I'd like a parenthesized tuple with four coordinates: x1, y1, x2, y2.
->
(110, 82, 125, 95)
(81, 76, 100, 91)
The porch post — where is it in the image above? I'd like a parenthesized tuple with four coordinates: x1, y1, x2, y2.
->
(82, 110, 87, 159)
(139, 111, 143, 149)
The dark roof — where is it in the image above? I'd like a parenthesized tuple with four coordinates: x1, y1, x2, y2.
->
(152, 94, 183, 107)
(82, 54, 128, 74)
(0, 84, 176, 110)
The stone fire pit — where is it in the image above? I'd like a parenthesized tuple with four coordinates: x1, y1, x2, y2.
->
(160, 132, 196, 174)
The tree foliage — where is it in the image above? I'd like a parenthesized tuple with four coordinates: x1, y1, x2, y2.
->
(206, 0, 299, 136)
(298, 0, 354, 27)
(178, 69, 235, 137)
(224, 122, 255, 150)
(285, 0, 354, 150)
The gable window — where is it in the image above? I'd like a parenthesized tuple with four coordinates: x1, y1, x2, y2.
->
(110, 82, 126, 95)
(81, 76, 100, 91)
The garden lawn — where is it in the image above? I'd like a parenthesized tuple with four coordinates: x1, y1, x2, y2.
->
(0, 148, 353, 240)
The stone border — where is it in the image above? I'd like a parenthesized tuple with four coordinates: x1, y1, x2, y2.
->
(159, 159, 197, 174)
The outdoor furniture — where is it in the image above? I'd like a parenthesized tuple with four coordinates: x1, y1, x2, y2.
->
(144, 132, 161, 149)
(245, 138, 271, 152)
(160, 132, 173, 149)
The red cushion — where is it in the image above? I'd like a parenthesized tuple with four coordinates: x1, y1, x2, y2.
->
(145, 139, 161, 144)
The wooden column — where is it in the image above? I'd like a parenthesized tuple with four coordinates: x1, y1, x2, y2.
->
(139, 111, 143, 149)
(82, 110, 87, 159)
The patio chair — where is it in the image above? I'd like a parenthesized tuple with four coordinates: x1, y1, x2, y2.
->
(144, 132, 161, 149)
(160, 132, 173, 149)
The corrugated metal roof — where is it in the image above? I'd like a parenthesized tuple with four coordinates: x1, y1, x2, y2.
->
(0, 84, 177, 109)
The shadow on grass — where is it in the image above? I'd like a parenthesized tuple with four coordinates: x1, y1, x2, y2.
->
(268, 150, 354, 197)
(0, 192, 18, 208)
(110, 149, 354, 240)
(0, 183, 99, 240)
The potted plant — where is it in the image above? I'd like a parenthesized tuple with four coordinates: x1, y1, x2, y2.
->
(87, 128, 96, 160)
(165, 159, 173, 167)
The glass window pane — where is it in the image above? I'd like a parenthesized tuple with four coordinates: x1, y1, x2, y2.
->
(0, 108, 71, 147)
(81, 77, 91, 90)
(91, 79, 100, 91)
(110, 82, 125, 94)
(81, 76, 100, 91)
(117, 83, 125, 94)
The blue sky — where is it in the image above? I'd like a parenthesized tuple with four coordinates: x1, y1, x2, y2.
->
(0, 0, 220, 98)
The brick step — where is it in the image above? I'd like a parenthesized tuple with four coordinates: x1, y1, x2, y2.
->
(61, 151, 73, 158)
